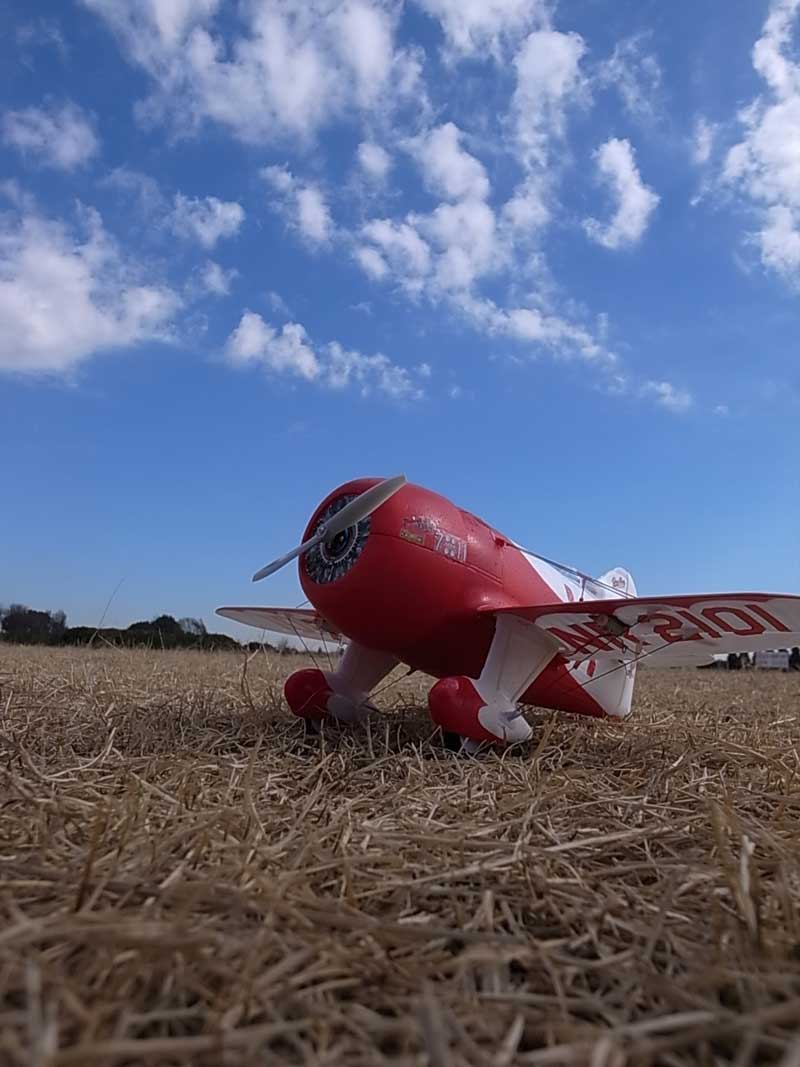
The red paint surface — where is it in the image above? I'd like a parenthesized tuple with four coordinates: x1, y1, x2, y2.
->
(428, 676, 500, 742)
(284, 668, 332, 720)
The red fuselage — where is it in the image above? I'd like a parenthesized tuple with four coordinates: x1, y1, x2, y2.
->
(299, 478, 606, 718)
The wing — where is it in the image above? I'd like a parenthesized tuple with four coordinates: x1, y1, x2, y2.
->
(215, 606, 344, 643)
(487, 593, 800, 667)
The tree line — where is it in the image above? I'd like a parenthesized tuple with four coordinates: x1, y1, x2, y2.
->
(0, 604, 289, 653)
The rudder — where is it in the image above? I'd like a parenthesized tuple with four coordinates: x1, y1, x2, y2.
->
(597, 567, 637, 598)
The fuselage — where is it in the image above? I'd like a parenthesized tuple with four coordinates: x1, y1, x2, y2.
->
(299, 478, 611, 717)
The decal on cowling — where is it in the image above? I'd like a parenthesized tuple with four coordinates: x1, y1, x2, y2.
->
(434, 531, 468, 562)
(399, 529, 425, 546)
(400, 516, 468, 563)
(404, 515, 439, 533)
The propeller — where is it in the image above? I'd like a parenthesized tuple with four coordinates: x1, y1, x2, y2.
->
(251, 474, 407, 583)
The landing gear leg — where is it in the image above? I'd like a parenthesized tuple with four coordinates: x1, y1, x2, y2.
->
(284, 643, 398, 726)
(428, 615, 557, 750)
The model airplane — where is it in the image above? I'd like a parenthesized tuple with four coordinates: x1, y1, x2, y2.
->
(217, 476, 800, 750)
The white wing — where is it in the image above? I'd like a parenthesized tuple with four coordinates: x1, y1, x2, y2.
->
(488, 593, 800, 667)
(216, 607, 344, 643)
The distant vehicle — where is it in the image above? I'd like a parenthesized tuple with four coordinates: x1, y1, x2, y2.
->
(218, 476, 800, 749)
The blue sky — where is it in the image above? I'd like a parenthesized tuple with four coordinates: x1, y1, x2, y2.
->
(1, 0, 799, 638)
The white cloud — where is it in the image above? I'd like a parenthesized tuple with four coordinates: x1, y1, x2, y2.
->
(144, 0, 221, 49)
(296, 186, 332, 244)
(225, 311, 422, 399)
(412, 0, 546, 57)
(725, 97, 800, 208)
(422, 198, 500, 291)
(406, 122, 490, 202)
(481, 301, 612, 365)
(501, 177, 550, 234)
(358, 124, 501, 299)
(326, 341, 422, 398)
(0, 207, 178, 374)
(0, 180, 37, 213)
(357, 141, 391, 181)
(642, 380, 693, 413)
(596, 35, 661, 119)
(85, 0, 221, 55)
(266, 290, 291, 316)
(355, 245, 389, 280)
(760, 204, 800, 273)
(261, 164, 294, 195)
(713, 403, 730, 416)
(82, 0, 418, 144)
(359, 218, 432, 291)
(355, 228, 617, 367)
(753, 0, 800, 96)
(583, 138, 659, 250)
(334, 30, 623, 393)
(723, 0, 800, 282)
(169, 193, 244, 248)
(335, 2, 395, 105)
(103, 167, 167, 215)
(226, 313, 320, 380)
(501, 307, 573, 344)
(691, 117, 717, 166)
(263, 166, 332, 246)
(16, 18, 69, 59)
(201, 260, 236, 296)
(512, 29, 587, 168)
(501, 30, 588, 245)
(354, 128, 611, 375)
(104, 171, 248, 260)
(2, 101, 98, 170)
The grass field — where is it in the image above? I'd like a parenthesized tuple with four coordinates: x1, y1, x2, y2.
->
(1, 645, 799, 1066)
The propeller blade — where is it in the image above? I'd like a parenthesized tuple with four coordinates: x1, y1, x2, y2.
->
(323, 474, 406, 538)
(251, 532, 323, 582)
(250, 474, 406, 583)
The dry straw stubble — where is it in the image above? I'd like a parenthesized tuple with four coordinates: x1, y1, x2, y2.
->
(1, 645, 799, 1065)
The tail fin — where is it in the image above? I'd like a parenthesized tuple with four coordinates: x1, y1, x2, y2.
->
(597, 566, 637, 599)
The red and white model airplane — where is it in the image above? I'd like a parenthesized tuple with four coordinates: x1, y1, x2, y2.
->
(218, 476, 800, 750)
